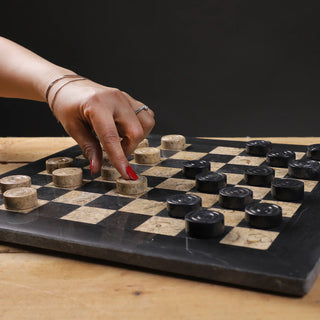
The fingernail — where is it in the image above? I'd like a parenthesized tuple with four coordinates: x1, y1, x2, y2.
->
(90, 159, 94, 176)
(126, 166, 138, 180)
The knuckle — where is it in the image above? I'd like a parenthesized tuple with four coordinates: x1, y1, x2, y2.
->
(81, 143, 95, 158)
(107, 88, 122, 100)
(99, 130, 120, 145)
(144, 116, 155, 130)
(128, 126, 144, 142)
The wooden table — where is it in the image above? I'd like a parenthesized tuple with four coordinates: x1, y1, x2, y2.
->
(0, 137, 319, 319)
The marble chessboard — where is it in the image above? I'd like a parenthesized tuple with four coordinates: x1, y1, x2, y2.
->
(0, 135, 320, 296)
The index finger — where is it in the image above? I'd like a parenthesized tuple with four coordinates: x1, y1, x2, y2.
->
(90, 110, 132, 179)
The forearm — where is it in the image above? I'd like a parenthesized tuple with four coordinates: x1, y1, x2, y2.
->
(0, 36, 76, 102)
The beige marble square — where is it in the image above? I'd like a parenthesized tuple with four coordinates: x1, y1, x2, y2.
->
(297, 179, 319, 192)
(220, 227, 279, 250)
(38, 170, 51, 176)
(238, 185, 270, 199)
(0, 199, 48, 214)
(135, 216, 185, 236)
(228, 156, 265, 166)
(120, 199, 166, 216)
(156, 178, 195, 191)
(210, 162, 226, 171)
(141, 166, 181, 178)
(225, 173, 244, 185)
(296, 152, 306, 160)
(260, 200, 301, 218)
(272, 167, 289, 178)
(53, 190, 101, 206)
(209, 146, 244, 155)
(170, 151, 207, 160)
(61, 206, 115, 224)
(187, 192, 219, 208)
(214, 209, 245, 226)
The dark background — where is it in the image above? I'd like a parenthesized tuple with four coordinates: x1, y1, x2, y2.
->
(1, 1, 320, 137)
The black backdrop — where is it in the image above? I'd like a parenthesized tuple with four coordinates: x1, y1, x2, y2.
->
(1, 1, 320, 137)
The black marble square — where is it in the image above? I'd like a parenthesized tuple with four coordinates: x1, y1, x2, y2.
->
(98, 211, 150, 230)
(158, 159, 186, 169)
(200, 154, 235, 163)
(36, 186, 70, 201)
(185, 144, 215, 153)
(37, 202, 79, 219)
(86, 194, 134, 210)
(144, 176, 167, 188)
(141, 188, 186, 202)
(32, 174, 52, 186)
(76, 180, 115, 194)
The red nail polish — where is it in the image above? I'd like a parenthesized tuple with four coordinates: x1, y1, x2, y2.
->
(126, 166, 138, 180)
(90, 159, 93, 176)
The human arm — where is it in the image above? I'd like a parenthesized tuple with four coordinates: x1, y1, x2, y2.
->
(0, 36, 155, 177)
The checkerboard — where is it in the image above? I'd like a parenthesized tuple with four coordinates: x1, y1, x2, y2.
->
(0, 135, 320, 296)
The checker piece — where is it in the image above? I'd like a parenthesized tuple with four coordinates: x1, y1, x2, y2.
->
(3, 187, 38, 210)
(307, 144, 320, 160)
(195, 172, 227, 194)
(46, 157, 74, 173)
(167, 194, 202, 218)
(288, 159, 320, 180)
(244, 166, 275, 186)
(116, 175, 147, 195)
(266, 150, 296, 167)
(52, 167, 83, 188)
(245, 202, 282, 229)
(183, 160, 210, 179)
(161, 134, 186, 150)
(246, 140, 272, 156)
(219, 187, 253, 210)
(134, 147, 160, 164)
(271, 178, 304, 201)
(0, 175, 31, 193)
(185, 209, 224, 239)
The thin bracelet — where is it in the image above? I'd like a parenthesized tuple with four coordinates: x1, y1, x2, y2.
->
(49, 78, 87, 112)
(45, 74, 79, 104)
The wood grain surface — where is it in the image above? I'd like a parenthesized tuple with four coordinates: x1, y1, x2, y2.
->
(0, 137, 319, 320)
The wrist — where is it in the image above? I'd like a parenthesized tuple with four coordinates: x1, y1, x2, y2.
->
(37, 66, 77, 102)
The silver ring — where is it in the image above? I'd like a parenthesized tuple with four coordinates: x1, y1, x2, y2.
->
(135, 105, 149, 115)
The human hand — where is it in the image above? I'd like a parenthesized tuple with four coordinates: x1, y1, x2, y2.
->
(48, 79, 155, 179)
